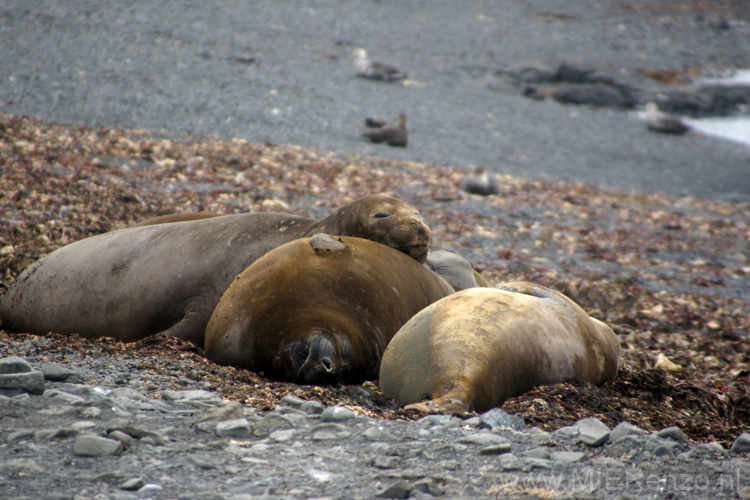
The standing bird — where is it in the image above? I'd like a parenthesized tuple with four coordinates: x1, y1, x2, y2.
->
(459, 166, 499, 196)
(360, 113, 408, 147)
(644, 101, 690, 135)
(351, 48, 407, 81)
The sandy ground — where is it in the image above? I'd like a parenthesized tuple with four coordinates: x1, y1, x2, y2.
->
(1, 0, 750, 201)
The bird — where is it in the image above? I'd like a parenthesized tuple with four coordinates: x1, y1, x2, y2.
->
(644, 101, 690, 135)
(360, 113, 408, 147)
(459, 166, 499, 196)
(351, 48, 407, 81)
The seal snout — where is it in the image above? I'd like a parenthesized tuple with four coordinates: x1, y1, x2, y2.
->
(288, 334, 338, 384)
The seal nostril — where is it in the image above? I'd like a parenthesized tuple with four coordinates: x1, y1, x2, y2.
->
(321, 357, 334, 372)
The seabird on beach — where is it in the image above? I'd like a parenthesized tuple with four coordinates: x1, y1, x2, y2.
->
(644, 101, 690, 135)
(351, 48, 407, 81)
(460, 166, 499, 196)
(360, 113, 408, 147)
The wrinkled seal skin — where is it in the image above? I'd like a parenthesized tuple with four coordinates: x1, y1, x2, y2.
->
(0, 195, 431, 347)
(379, 282, 620, 413)
(204, 234, 455, 384)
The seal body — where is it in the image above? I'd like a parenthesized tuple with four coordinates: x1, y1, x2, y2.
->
(0, 195, 431, 346)
(425, 250, 491, 291)
(379, 283, 620, 413)
(204, 234, 455, 384)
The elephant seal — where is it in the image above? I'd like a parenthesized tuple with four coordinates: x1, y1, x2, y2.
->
(204, 234, 455, 384)
(0, 195, 431, 346)
(425, 250, 491, 291)
(379, 282, 620, 413)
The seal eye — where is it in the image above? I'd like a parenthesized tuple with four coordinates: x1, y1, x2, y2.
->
(412, 211, 422, 220)
(372, 212, 391, 219)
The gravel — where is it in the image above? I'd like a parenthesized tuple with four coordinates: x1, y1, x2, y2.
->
(1, 0, 750, 200)
(1, 352, 749, 500)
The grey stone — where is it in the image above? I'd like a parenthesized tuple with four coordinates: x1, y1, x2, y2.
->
(458, 432, 509, 447)
(300, 400, 325, 414)
(0, 355, 33, 374)
(377, 480, 411, 498)
(550, 451, 586, 463)
(160, 389, 222, 403)
(108, 430, 134, 448)
(610, 421, 646, 442)
(193, 401, 244, 424)
(269, 429, 296, 442)
(574, 418, 610, 446)
(417, 415, 454, 426)
(253, 412, 303, 435)
(73, 435, 124, 456)
(477, 408, 526, 431)
(522, 447, 552, 459)
(731, 432, 750, 454)
(656, 426, 688, 443)
(362, 425, 389, 441)
(138, 484, 163, 494)
(216, 418, 251, 438)
(279, 394, 305, 408)
(0, 370, 45, 396)
(320, 406, 356, 422)
(40, 362, 84, 383)
(479, 443, 512, 455)
(34, 427, 79, 440)
(43, 389, 85, 405)
(372, 456, 401, 469)
(412, 479, 444, 496)
(120, 477, 145, 491)
(700, 441, 726, 453)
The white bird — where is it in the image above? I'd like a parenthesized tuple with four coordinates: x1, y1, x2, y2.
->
(351, 48, 407, 81)
(644, 101, 690, 135)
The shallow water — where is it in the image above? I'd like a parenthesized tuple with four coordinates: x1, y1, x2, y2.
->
(689, 69, 750, 148)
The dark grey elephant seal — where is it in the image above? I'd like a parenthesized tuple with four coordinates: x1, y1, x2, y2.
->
(0, 195, 431, 346)
(379, 282, 620, 413)
(205, 234, 455, 384)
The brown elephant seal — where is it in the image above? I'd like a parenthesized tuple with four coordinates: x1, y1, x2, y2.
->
(0, 195, 431, 347)
(205, 234, 455, 384)
(379, 282, 620, 413)
(425, 250, 491, 291)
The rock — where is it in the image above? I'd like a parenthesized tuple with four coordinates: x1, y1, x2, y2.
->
(279, 394, 305, 408)
(216, 418, 251, 438)
(43, 389, 85, 405)
(656, 426, 688, 443)
(193, 401, 245, 424)
(610, 421, 646, 442)
(0, 370, 45, 396)
(320, 406, 355, 422)
(574, 418, 610, 447)
(253, 412, 303, 435)
(377, 480, 412, 499)
(160, 389, 222, 403)
(120, 477, 145, 491)
(0, 355, 33, 373)
(550, 451, 586, 463)
(477, 408, 526, 431)
(479, 443, 512, 455)
(731, 432, 750, 454)
(300, 400, 325, 414)
(40, 362, 84, 383)
(458, 432, 510, 447)
(73, 435, 124, 457)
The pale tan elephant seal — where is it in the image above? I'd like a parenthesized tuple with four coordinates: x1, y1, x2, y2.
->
(379, 282, 620, 413)
(0, 195, 431, 347)
(204, 234, 455, 384)
(425, 250, 492, 291)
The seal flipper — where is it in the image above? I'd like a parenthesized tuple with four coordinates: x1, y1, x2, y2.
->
(157, 296, 213, 348)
